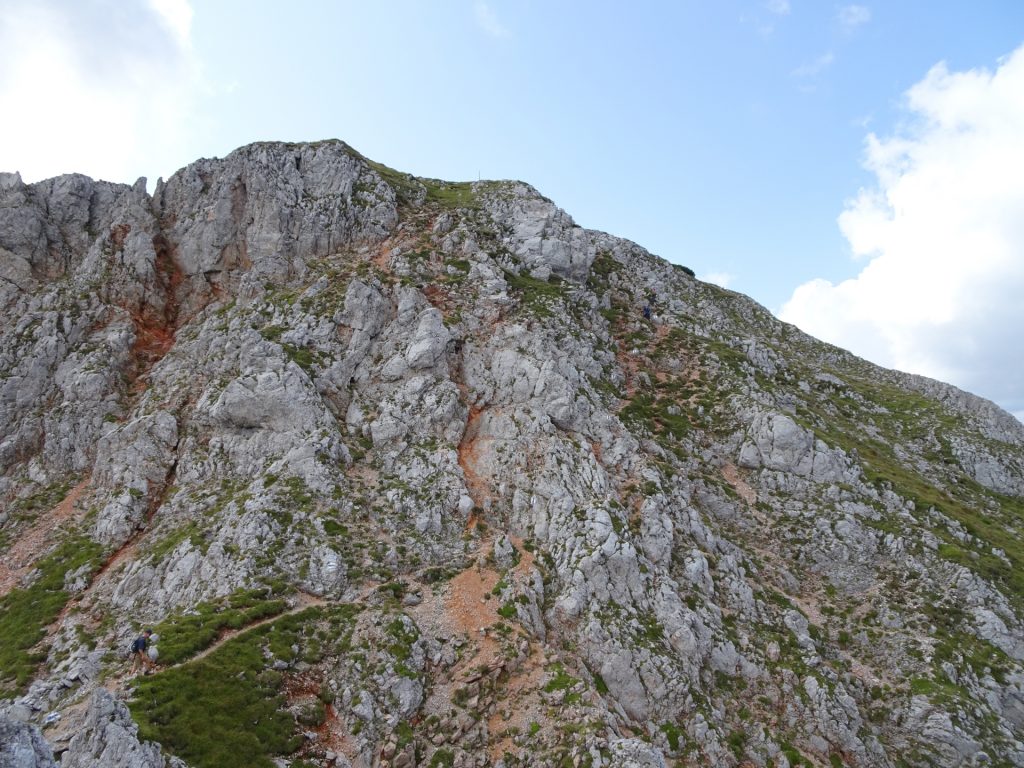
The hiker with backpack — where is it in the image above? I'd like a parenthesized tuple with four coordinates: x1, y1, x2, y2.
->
(130, 629, 155, 675)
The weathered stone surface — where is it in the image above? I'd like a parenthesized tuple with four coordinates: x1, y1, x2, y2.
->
(1, 140, 1023, 768)
(0, 715, 56, 768)
(154, 141, 399, 317)
(61, 690, 183, 768)
(738, 411, 854, 482)
(608, 738, 668, 767)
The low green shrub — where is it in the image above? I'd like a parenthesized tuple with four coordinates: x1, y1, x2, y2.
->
(0, 536, 103, 696)
(132, 606, 359, 768)
(148, 588, 287, 665)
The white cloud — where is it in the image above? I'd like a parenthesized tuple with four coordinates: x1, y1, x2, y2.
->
(780, 45, 1024, 417)
(838, 5, 871, 30)
(474, 2, 511, 39)
(765, 0, 791, 16)
(702, 271, 735, 289)
(0, 0, 202, 186)
(149, 0, 193, 47)
(792, 52, 835, 78)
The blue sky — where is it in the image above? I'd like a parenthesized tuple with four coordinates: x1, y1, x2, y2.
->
(1, 1, 1023, 419)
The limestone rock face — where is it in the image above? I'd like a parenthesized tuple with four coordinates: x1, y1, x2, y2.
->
(608, 738, 669, 767)
(0, 715, 56, 768)
(61, 690, 183, 768)
(481, 181, 598, 281)
(154, 141, 399, 317)
(1, 140, 1023, 768)
(738, 411, 853, 481)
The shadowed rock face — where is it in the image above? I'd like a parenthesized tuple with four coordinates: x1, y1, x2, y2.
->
(1, 140, 1023, 768)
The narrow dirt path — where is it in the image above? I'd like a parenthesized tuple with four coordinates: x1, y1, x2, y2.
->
(174, 592, 327, 668)
(105, 593, 330, 696)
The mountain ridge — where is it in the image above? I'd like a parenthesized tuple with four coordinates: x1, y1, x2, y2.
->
(1, 139, 1023, 768)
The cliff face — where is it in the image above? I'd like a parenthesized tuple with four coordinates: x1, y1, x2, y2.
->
(1, 140, 1023, 768)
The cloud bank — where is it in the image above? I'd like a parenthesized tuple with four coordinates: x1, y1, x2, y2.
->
(0, 0, 201, 185)
(780, 45, 1024, 420)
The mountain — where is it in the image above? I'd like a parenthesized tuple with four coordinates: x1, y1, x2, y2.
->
(1, 140, 1023, 768)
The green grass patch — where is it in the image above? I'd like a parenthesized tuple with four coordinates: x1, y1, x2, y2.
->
(587, 250, 623, 293)
(424, 180, 478, 209)
(543, 662, 581, 703)
(0, 535, 104, 696)
(395, 720, 414, 748)
(446, 258, 471, 274)
(420, 566, 459, 583)
(361, 156, 478, 210)
(780, 741, 811, 767)
(503, 269, 567, 318)
(132, 605, 359, 768)
(281, 477, 314, 510)
(144, 520, 205, 563)
(619, 392, 689, 442)
(797, 375, 1024, 607)
(363, 160, 425, 206)
(429, 748, 455, 767)
(259, 325, 285, 343)
(637, 614, 666, 645)
(296, 701, 326, 727)
(259, 325, 318, 372)
(908, 676, 964, 704)
(385, 617, 420, 678)
(281, 343, 316, 371)
(726, 729, 746, 757)
(660, 721, 683, 751)
(377, 581, 406, 600)
(322, 519, 349, 537)
(923, 602, 1012, 684)
(148, 589, 288, 665)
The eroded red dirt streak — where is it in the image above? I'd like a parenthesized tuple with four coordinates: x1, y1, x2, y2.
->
(458, 404, 494, 527)
(0, 478, 92, 597)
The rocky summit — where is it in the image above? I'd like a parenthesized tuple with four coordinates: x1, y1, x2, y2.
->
(1, 140, 1023, 768)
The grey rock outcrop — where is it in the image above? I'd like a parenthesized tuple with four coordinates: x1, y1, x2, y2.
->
(608, 738, 669, 767)
(738, 410, 854, 482)
(61, 690, 183, 768)
(0, 715, 56, 768)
